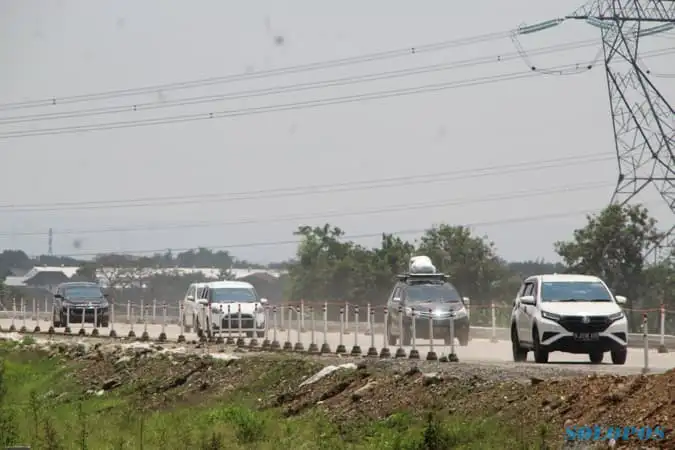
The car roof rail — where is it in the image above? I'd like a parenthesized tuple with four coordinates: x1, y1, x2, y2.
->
(396, 272, 448, 283)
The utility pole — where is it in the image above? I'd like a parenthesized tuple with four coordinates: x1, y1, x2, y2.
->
(48, 227, 53, 255)
(566, 0, 675, 262)
(515, 1, 675, 262)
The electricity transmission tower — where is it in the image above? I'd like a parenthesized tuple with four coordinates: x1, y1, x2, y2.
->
(566, 0, 675, 262)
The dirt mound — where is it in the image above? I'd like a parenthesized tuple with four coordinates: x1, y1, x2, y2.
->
(453, 370, 675, 432)
(18, 339, 675, 447)
(46, 341, 324, 409)
(276, 365, 675, 447)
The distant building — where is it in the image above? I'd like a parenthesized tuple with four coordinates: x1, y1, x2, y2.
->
(23, 271, 70, 290)
(4, 266, 80, 290)
(4, 265, 287, 290)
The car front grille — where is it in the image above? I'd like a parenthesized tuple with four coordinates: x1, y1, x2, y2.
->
(221, 314, 255, 330)
(558, 315, 611, 333)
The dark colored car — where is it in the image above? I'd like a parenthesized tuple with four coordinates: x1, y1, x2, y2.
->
(52, 282, 110, 328)
(386, 272, 470, 346)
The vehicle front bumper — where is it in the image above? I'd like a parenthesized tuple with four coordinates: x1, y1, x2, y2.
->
(210, 313, 265, 331)
(539, 316, 628, 353)
(62, 306, 109, 324)
(404, 315, 470, 338)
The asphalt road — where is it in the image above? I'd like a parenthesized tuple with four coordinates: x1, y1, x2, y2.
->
(1, 317, 673, 375)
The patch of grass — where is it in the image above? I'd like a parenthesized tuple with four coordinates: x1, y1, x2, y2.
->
(0, 346, 548, 449)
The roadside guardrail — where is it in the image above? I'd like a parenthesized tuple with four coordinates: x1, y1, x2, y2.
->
(0, 298, 673, 353)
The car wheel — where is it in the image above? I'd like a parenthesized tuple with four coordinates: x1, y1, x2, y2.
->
(611, 348, 627, 365)
(402, 325, 412, 346)
(387, 318, 397, 346)
(589, 351, 604, 364)
(182, 313, 192, 333)
(511, 326, 528, 362)
(205, 320, 212, 339)
(195, 316, 203, 338)
(532, 327, 549, 364)
(457, 331, 469, 347)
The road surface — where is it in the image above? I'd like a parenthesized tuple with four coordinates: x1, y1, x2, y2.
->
(1, 317, 673, 375)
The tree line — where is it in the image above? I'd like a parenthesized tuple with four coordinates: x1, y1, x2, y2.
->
(0, 247, 268, 277)
(1, 203, 673, 327)
(285, 204, 674, 332)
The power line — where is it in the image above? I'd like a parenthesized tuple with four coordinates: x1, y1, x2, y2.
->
(0, 29, 516, 112)
(1, 181, 611, 237)
(44, 204, 657, 258)
(2, 48, 671, 140)
(0, 152, 613, 213)
(0, 39, 602, 126)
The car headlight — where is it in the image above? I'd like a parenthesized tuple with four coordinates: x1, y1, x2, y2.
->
(608, 311, 625, 322)
(452, 308, 467, 318)
(541, 310, 561, 321)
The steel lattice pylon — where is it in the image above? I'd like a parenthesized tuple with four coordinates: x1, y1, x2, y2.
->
(567, 1, 675, 261)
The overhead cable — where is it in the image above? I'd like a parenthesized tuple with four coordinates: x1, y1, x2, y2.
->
(0, 152, 614, 213)
(1, 48, 670, 140)
(0, 39, 602, 125)
(0, 181, 611, 237)
(0, 29, 516, 112)
(40, 204, 659, 258)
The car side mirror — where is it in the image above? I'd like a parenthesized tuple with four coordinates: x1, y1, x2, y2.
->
(197, 298, 209, 306)
(462, 297, 470, 305)
(260, 298, 268, 304)
(615, 295, 627, 305)
(186, 295, 194, 302)
(520, 295, 536, 306)
(54, 294, 63, 299)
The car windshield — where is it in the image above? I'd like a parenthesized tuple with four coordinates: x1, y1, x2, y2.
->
(540, 281, 613, 302)
(210, 288, 257, 303)
(65, 286, 103, 298)
(406, 283, 462, 303)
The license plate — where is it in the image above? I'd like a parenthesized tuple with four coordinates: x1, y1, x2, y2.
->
(574, 332, 599, 341)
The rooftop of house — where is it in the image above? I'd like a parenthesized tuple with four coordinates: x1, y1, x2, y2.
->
(3, 265, 286, 288)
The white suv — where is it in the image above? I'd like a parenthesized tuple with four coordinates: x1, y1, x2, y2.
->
(510, 274, 628, 365)
(182, 280, 268, 338)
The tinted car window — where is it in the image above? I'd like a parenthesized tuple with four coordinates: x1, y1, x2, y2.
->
(540, 281, 612, 302)
(65, 286, 103, 298)
(406, 283, 461, 303)
(210, 288, 257, 303)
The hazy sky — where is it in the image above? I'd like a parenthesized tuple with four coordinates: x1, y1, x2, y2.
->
(1, 0, 673, 264)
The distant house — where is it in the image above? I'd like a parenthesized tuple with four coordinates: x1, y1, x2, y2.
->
(3, 266, 80, 289)
(23, 271, 70, 291)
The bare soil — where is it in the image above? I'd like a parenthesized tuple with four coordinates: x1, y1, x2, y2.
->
(25, 340, 675, 448)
